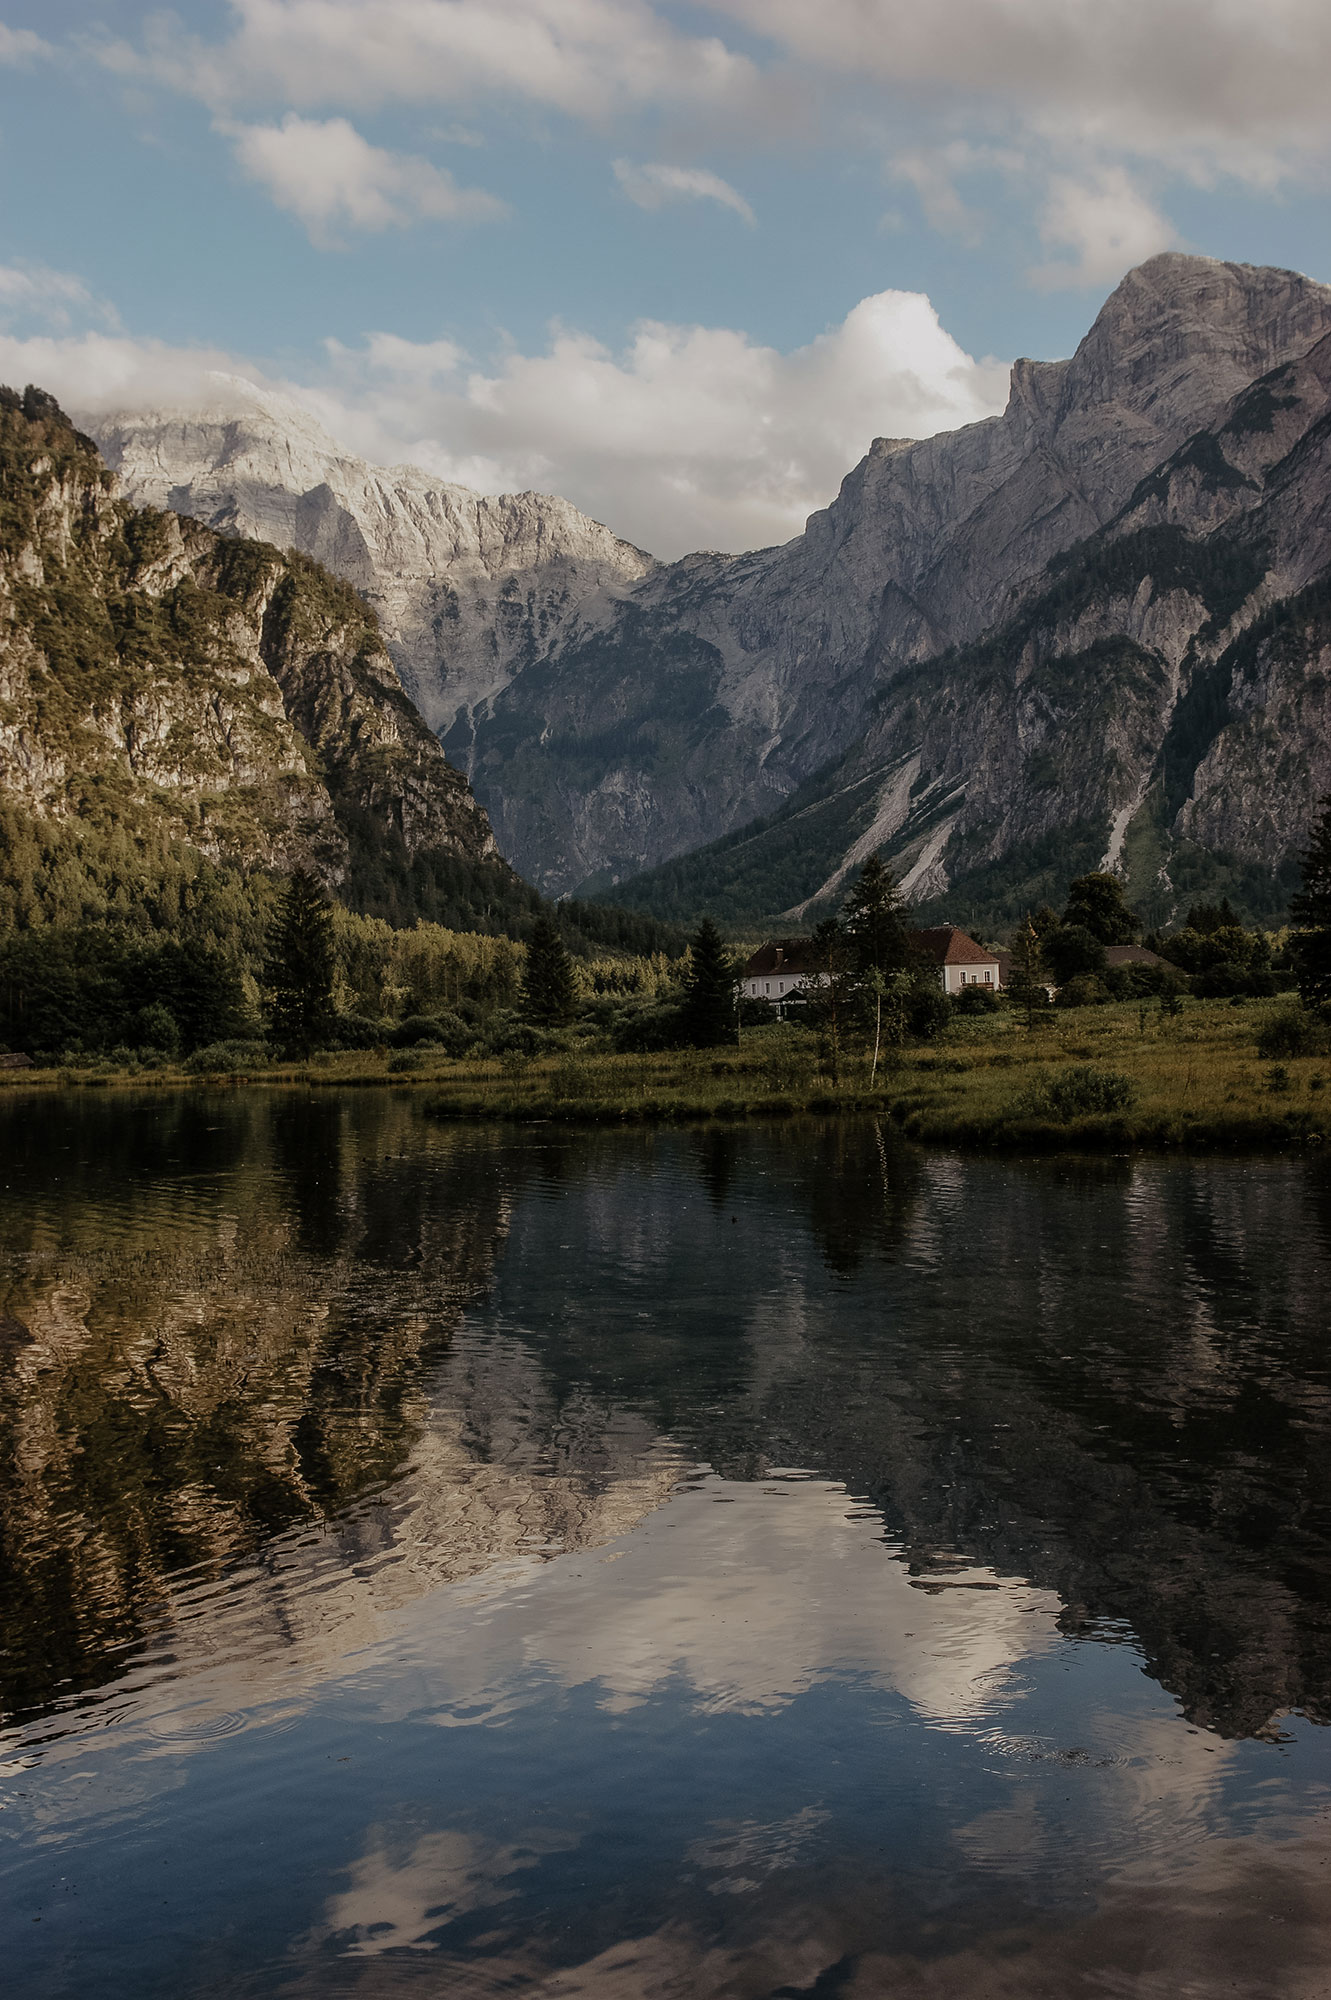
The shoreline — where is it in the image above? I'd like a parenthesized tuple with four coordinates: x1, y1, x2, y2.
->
(3, 997, 1327, 1152)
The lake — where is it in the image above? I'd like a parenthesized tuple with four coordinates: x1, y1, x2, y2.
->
(1, 1090, 1329, 1998)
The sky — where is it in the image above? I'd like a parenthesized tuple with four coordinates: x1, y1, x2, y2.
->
(2, 1, 1331, 557)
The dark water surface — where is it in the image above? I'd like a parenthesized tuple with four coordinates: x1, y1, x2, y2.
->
(2, 1093, 1330, 1999)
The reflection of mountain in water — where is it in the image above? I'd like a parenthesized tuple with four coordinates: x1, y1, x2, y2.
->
(2, 1100, 1330, 1744)
(479, 1132, 1331, 1741)
(0, 1094, 675, 1725)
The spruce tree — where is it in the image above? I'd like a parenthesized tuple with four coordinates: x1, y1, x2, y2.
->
(522, 912, 577, 1025)
(680, 917, 737, 1046)
(841, 855, 911, 975)
(263, 868, 336, 1054)
(1291, 794, 1331, 1009)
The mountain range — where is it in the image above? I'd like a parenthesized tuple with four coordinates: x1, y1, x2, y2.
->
(88, 254, 1331, 928)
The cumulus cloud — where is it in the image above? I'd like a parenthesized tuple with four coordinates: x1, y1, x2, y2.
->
(613, 159, 755, 224)
(225, 114, 505, 241)
(0, 284, 1009, 559)
(1031, 167, 1180, 290)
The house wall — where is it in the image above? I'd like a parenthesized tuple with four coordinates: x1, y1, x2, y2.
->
(741, 973, 811, 1003)
(941, 962, 999, 995)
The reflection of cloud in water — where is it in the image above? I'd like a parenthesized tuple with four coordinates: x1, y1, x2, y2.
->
(312, 1824, 577, 1958)
(480, 1474, 1062, 1725)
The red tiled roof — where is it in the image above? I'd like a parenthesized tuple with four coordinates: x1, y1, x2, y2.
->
(912, 925, 999, 967)
(743, 939, 821, 977)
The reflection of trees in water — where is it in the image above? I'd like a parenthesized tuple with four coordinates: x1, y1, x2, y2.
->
(0, 1093, 516, 1723)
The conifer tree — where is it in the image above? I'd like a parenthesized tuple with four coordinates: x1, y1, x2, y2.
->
(1291, 794, 1331, 1009)
(680, 917, 737, 1046)
(263, 868, 336, 1053)
(841, 854, 911, 974)
(522, 911, 577, 1025)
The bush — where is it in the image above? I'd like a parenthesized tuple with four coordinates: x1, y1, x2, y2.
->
(905, 980, 952, 1042)
(390, 1011, 471, 1052)
(757, 1028, 817, 1092)
(1044, 1065, 1137, 1117)
(1056, 973, 1110, 1008)
(612, 999, 686, 1052)
(182, 1039, 270, 1074)
(1256, 1006, 1327, 1058)
(952, 983, 1001, 1015)
(327, 1012, 387, 1049)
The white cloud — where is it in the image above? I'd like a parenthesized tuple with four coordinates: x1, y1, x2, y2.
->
(0, 285, 1009, 559)
(105, 0, 768, 123)
(1031, 168, 1180, 290)
(225, 114, 506, 241)
(0, 25, 50, 65)
(613, 159, 755, 224)
(0, 264, 118, 335)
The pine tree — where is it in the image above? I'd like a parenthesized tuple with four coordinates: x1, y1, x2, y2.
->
(841, 855, 911, 975)
(1291, 794, 1331, 1009)
(522, 912, 577, 1025)
(680, 918, 737, 1047)
(263, 868, 336, 1054)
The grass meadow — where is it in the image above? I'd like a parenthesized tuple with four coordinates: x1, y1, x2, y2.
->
(7, 994, 1328, 1152)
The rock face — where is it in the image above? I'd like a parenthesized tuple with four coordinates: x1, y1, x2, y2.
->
(90, 257, 1331, 913)
(92, 385, 657, 740)
(0, 389, 512, 920)
(618, 284, 1331, 927)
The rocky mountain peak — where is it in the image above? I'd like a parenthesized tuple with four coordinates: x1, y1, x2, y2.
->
(89, 386, 658, 741)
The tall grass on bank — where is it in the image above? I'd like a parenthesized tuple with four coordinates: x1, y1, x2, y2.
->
(6, 999, 1330, 1151)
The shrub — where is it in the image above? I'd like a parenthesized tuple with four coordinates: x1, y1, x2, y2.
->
(1256, 1006, 1325, 1058)
(905, 980, 952, 1042)
(1030, 1064, 1137, 1119)
(1047, 1065, 1136, 1116)
(390, 1011, 470, 1052)
(182, 1039, 270, 1074)
(1056, 973, 1110, 1008)
(953, 983, 1001, 1015)
(329, 1012, 386, 1050)
(758, 1029, 816, 1092)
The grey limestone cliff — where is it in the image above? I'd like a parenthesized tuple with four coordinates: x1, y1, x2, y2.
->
(90, 258, 1331, 914)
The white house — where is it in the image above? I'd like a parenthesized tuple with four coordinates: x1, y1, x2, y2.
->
(741, 925, 1003, 1008)
(913, 926, 1003, 995)
(740, 939, 820, 1007)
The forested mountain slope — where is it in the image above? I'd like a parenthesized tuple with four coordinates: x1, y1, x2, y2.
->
(0, 389, 525, 933)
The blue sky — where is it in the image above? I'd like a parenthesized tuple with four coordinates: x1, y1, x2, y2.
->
(3, 2, 1330, 555)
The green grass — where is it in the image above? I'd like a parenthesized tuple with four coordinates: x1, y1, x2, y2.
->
(9, 998, 1330, 1151)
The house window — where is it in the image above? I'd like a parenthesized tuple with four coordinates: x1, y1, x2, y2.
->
(984, 971, 991, 984)
(765, 982, 771, 993)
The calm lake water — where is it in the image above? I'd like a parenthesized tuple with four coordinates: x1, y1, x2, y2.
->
(1, 1092, 1330, 1999)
